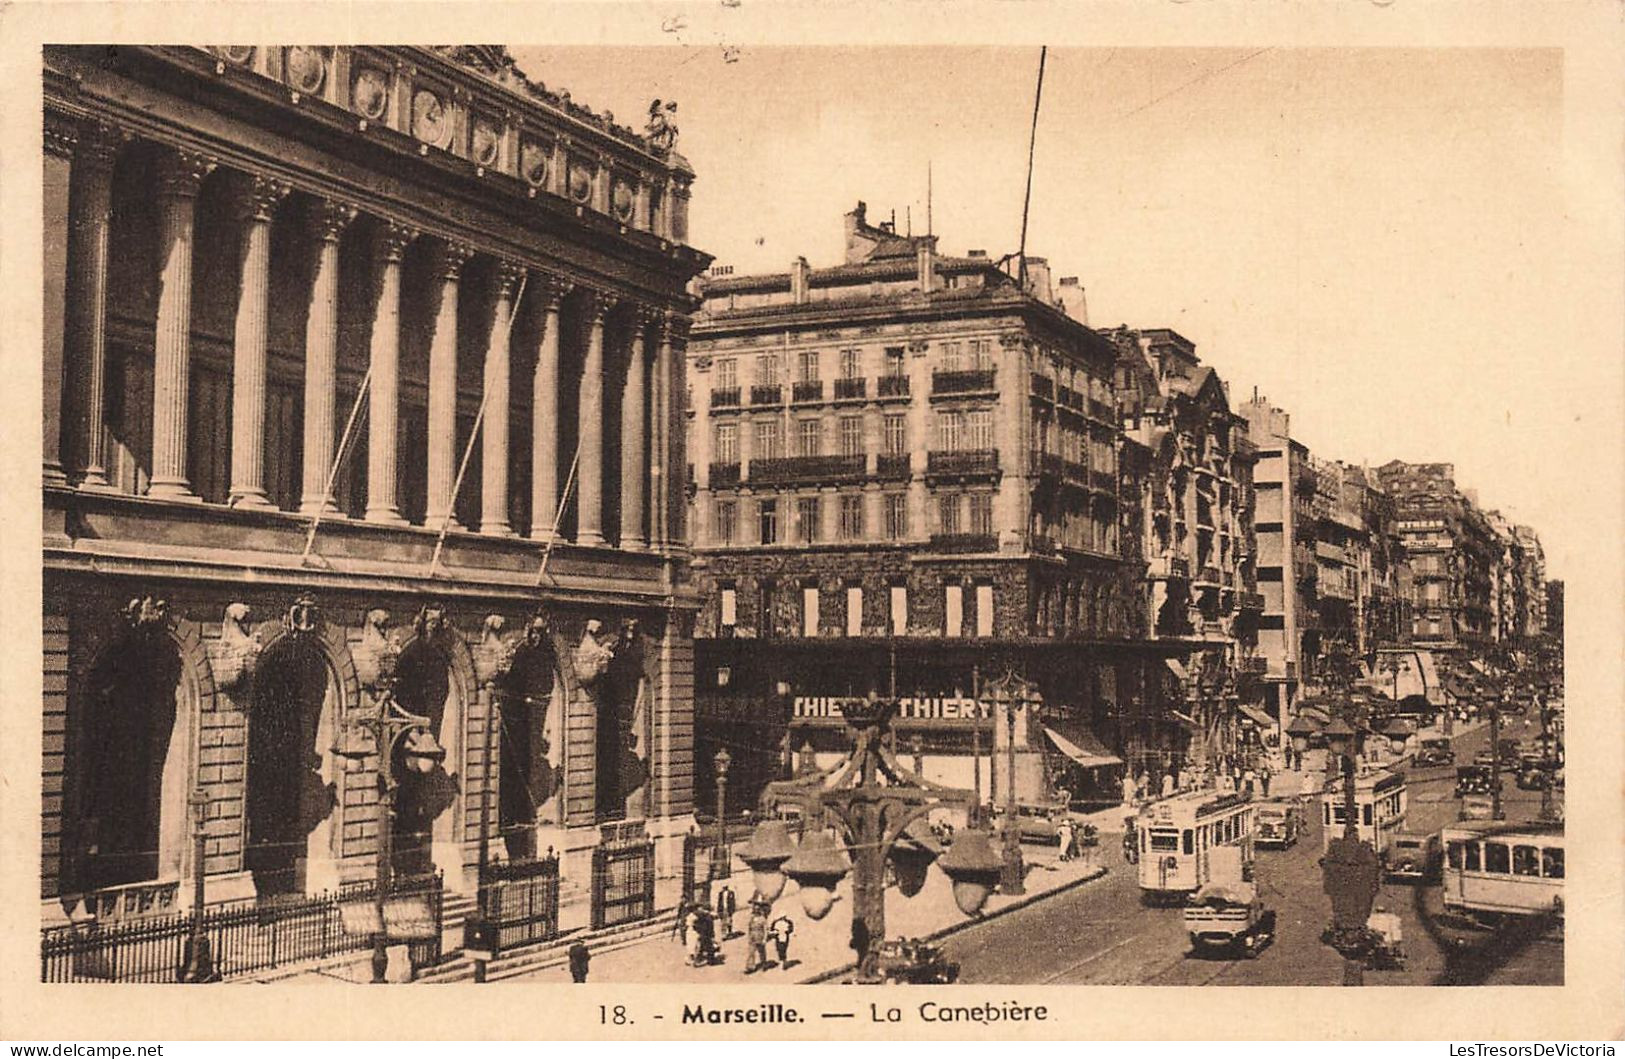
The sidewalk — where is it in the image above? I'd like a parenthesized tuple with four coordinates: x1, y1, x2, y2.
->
(498, 842, 1111, 985)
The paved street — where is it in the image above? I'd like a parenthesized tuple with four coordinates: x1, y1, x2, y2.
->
(941, 721, 1563, 986)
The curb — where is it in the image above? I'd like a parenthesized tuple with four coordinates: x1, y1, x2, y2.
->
(799, 863, 1111, 984)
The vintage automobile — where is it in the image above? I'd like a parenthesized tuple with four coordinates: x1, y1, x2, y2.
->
(1255, 798, 1302, 850)
(1413, 737, 1455, 768)
(989, 802, 1065, 845)
(1385, 829, 1443, 882)
(1455, 764, 1495, 797)
(1496, 739, 1523, 769)
(874, 938, 960, 984)
(1183, 880, 1276, 958)
(1516, 754, 1556, 791)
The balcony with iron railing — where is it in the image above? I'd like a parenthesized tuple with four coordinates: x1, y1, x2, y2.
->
(750, 384, 783, 406)
(1030, 374, 1054, 400)
(875, 453, 912, 480)
(709, 461, 741, 488)
(710, 387, 741, 409)
(1091, 469, 1117, 493)
(747, 453, 866, 485)
(1032, 451, 1064, 479)
(931, 368, 997, 395)
(792, 380, 824, 403)
(929, 532, 999, 554)
(1088, 398, 1116, 422)
(926, 449, 1000, 478)
(833, 377, 866, 401)
(1147, 555, 1191, 580)
(877, 374, 910, 399)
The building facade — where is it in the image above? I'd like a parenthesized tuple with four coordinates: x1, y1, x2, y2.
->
(686, 204, 1188, 810)
(41, 45, 709, 924)
(1375, 462, 1499, 649)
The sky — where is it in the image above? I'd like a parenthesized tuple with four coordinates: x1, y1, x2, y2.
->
(511, 44, 1583, 578)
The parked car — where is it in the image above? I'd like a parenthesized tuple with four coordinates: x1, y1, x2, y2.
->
(1385, 830, 1442, 882)
(990, 802, 1064, 845)
(1496, 738, 1523, 769)
(1413, 738, 1454, 768)
(1516, 754, 1555, 790)
(1455, 764, 1494, 797)
(1254, 799, 1301, 850)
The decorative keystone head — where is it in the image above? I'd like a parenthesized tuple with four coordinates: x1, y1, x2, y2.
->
(285, 595, 321, 638)
(414, 602, 448, 643)
(354, 608, 401, 692)
(214, 603, 261, 693)
(475, 614, 519, 685)
(123, 596, 170, 634)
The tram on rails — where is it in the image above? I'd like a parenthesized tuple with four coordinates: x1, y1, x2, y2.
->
(1135, 789, 1256, 903)
(1441, 820, 1564, 924)
(1320, 767, 1407, 860)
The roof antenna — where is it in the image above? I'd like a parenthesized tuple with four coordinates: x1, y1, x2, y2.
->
(1017, 45, 1048, 290)
(927, 159, 934, 237)
(906, 205, 912, 237)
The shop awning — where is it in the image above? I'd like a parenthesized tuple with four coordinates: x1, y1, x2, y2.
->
(1170, 710, 1204, 732)
(1238, 704, 1277, 729)
(1164, 657, 1189, 682)
(1043, 720, 1123, 769)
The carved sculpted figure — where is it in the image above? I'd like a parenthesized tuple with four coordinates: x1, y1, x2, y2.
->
(573, 618, 617, 687)
(645, 99, 679, 151)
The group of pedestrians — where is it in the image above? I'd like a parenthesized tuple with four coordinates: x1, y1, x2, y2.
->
(674, 883, 797, 973)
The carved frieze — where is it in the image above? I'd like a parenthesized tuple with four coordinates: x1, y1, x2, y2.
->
(351, 65, 391, 121)
(474, 614, 520, 686)
(412, 87, 451, 147)
(566, 156, 595, 203)
(471, 114, 502, 168)
(211, 46, 256, 68)
(518, 137, 552, 189)
(572, 618, 616, 687)
(284, 46, 329, 96)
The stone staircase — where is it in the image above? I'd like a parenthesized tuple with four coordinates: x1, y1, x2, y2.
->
(418, 904, 677, 983)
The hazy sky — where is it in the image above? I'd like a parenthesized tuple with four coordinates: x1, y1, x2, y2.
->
(512, 45, 1580, 577)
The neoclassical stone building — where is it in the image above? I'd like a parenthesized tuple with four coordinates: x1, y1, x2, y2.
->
(41, 45, 710, 924)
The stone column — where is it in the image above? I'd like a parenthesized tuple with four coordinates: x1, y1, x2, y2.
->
(481, 260, 525, 536)
(43, 116, 80, 488)
(365, 220, 417, 525)
(148, 147, 215, 501)
(650, 313, 674, 548)
(298, 197, 358, 515)
(529, 275, 572, 540)
(59, 122, 123, 489)
(425, 240, 475, 528)
(664, 315, 691, 547)
(576, 290, 615, 547)
(226, 173, 291, 510)
(618, 309, 651, 550)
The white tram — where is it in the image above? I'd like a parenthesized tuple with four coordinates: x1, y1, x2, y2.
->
(1136, 790, 1255, 901)
(1320, 767, 1407, 859)
(1441, 821, 1564, 922)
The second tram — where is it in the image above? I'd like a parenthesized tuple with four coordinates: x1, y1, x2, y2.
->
(1136, 790, 1256, 902)
(1320, 767, 1407, 860)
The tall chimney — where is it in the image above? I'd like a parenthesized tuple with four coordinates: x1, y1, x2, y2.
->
(790, 257, 810, 304)
(917, 240, 936, 294)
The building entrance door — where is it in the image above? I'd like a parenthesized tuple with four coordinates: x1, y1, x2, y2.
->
(246, 641, 338, 898)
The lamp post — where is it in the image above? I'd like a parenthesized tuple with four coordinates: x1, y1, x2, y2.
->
(985, 670, 1027, 896)
(333, 681, 447, 984)
(756, 695, 996, 981)
(1490, 692, 1506, 821)
(178, 788, 215, 983)
(713, 747, 732, 880)
(1537, 692, 1558, 823)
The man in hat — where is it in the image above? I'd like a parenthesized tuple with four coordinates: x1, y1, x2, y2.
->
(715, 883, 737, 940)
(568, 940, 591, 983)
(769, 911, 795, 969)
(744, 901, 770, 973)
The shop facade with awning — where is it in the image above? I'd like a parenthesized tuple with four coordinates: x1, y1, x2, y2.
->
(1042, 717, 1124, 769)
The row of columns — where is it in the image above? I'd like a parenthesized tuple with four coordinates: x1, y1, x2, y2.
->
(47, 115, 690, 550)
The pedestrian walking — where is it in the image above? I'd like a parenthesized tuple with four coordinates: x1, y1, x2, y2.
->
(1259, 766, 1272, 797)
(1120, 772, 1137, 807)
(744, 904, 770, 973)
(568, 941, 591, 983)
(673, 896, 690, 944)
(684, 906, 703, 965)
(769, 913, 795, 968)
(716, 883, 737, 939)
(1056, 817, 1074, 862)
(1243, 766, 1256, 797)
(695, 907, 717, 965)
(1161, 771, 1175, 798)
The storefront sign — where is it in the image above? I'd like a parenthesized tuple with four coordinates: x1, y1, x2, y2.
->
(793, 695, 984, 720)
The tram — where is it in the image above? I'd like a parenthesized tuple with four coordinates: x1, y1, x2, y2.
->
(1135, 790, 1256, 902)
(1320, 767, 1407, 860)
(1440, 820, 1564, 923)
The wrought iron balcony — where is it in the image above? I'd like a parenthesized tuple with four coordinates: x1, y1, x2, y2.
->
(929, 532, 999, 554)
(792, 380, 824, 403)
(750, 384, 783, 406)
(1030, 374, 1054, 400)
(1032, 451, 1063, 478)
(875, 453, 912, 479)
(1148, 555, 1190, 579)
(1062, 460, 1089, 486)
(926, 449, 1000, 478)
(931, 368, 997, 395)
(710, 387, 740, 409)
(834, 377, 866, 400)
(747, 453, 866, 485)
(1088, 398, 1116, 422)
(708, 461, 741, 488)
(877, 374, 910, 398)
(1091, 469, 1117, 492)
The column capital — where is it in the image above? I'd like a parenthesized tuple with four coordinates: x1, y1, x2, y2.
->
(493, 259, 526, 299)
(629, 303, 662, 330)
(233, 172, 293, 223)
(535, 272, 574, 308)
(582, 288, 618, 322)
(69, 119, 127, 171)
(154, 146, 217, 200)
(661, 311, 692, 345)
(374, 219, 419, 263)
(44, 111, 79, 160)
(307, 197, 358, 243)
(434, 239, 477, 280)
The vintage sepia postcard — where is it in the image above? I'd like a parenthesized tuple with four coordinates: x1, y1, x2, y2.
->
(0, 0, 1620, 1044)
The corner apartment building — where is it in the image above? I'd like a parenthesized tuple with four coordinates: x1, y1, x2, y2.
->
(1375, 462, 1498, 649)
(42, 45, 709, 926)
(1309, 459, 1411, 660)
(686, 204, 1191, 809)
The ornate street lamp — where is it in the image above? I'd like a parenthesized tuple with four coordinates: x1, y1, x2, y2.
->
(177, 788, 217, 983)
(713, 747, 732, 881)
(1318, 705, 1379, 986)
(738, 818, 796, 902)
(983, 670, 1029, 895)
(333, 682, 446, 984)
(757, 694, 988, 981)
